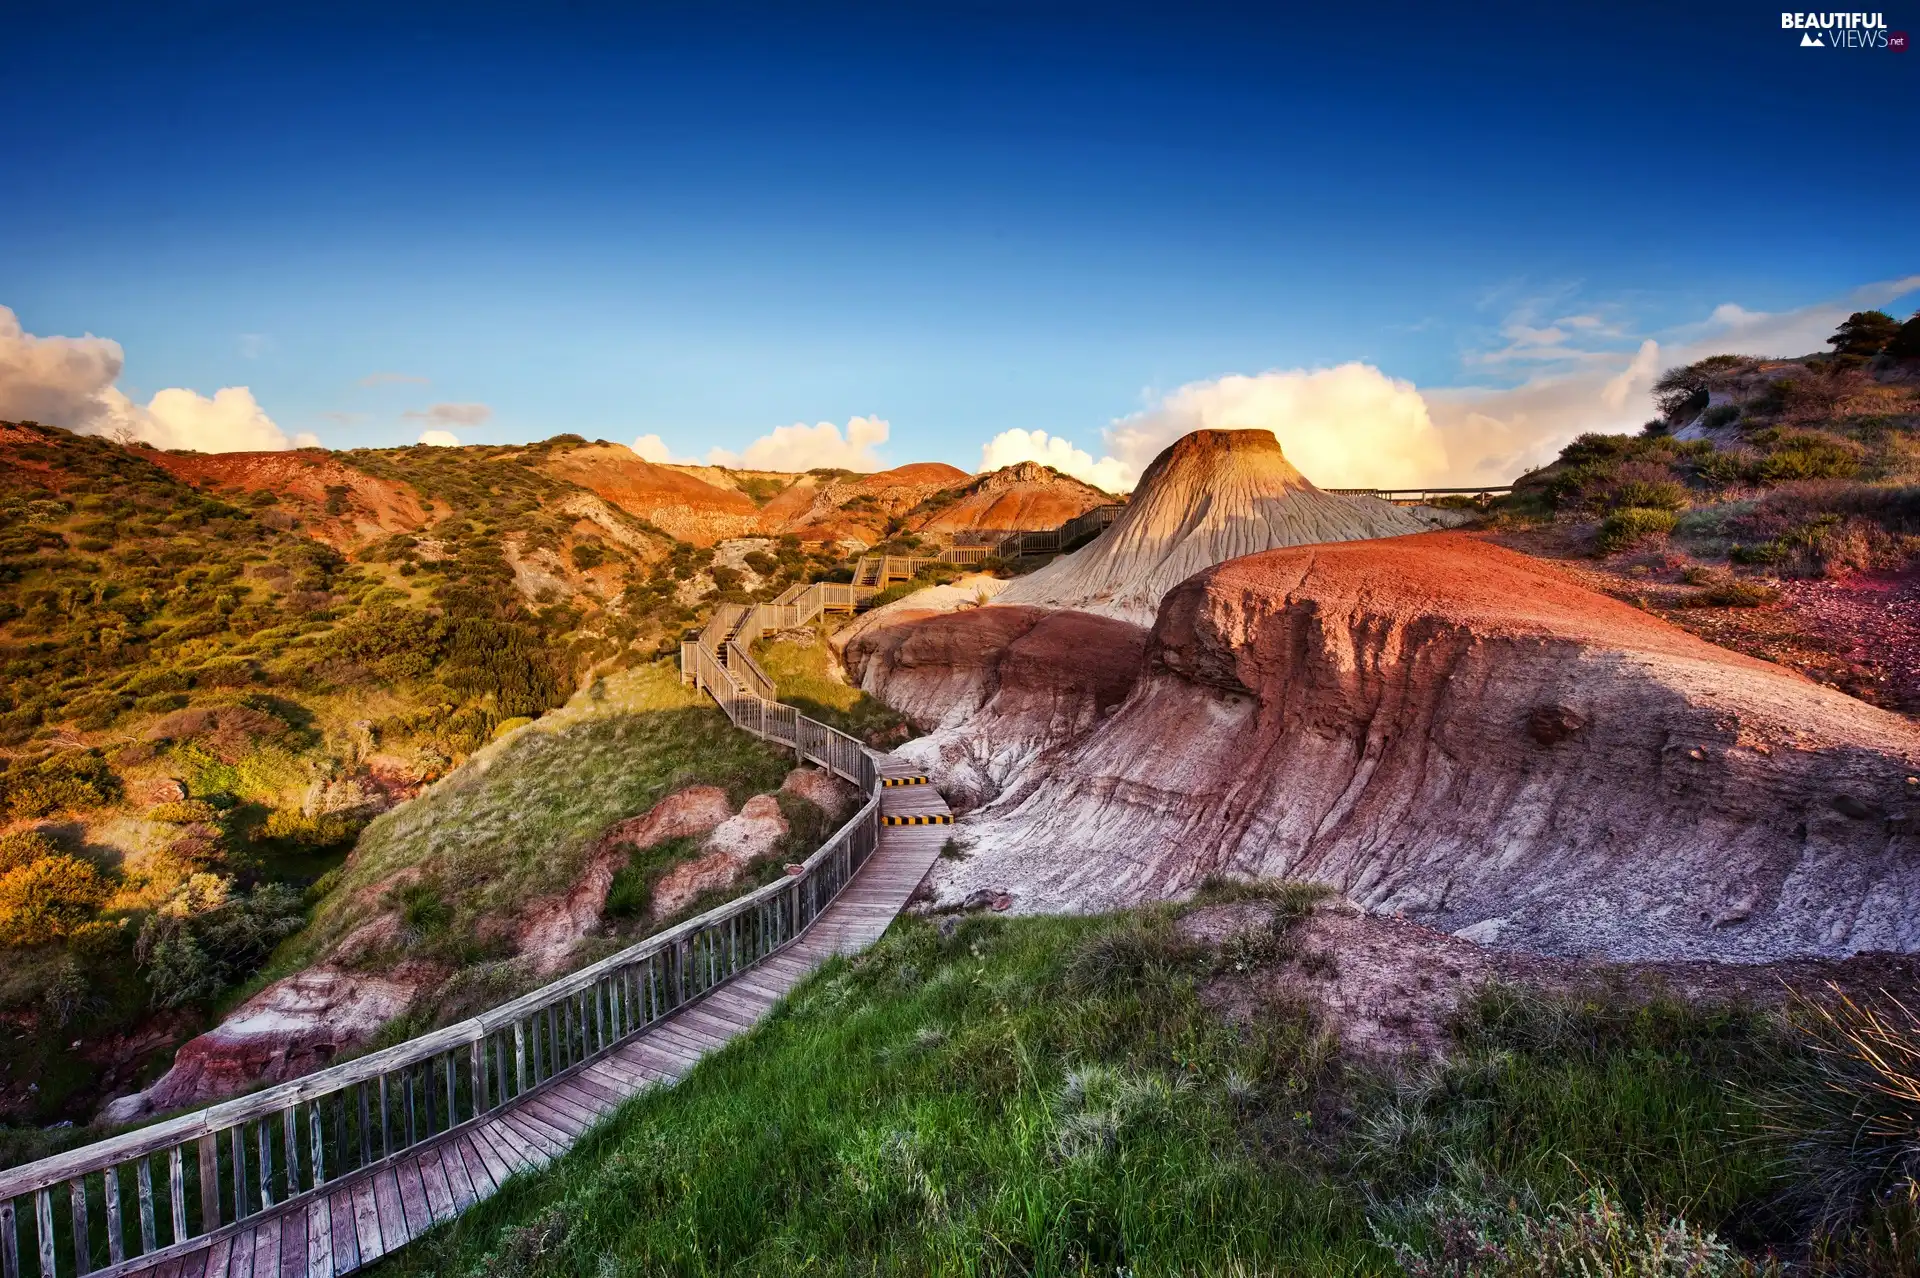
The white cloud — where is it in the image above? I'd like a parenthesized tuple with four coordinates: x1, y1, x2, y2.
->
(403, 401, 491, 427)
(144, 387, 320, 452)
(707, 415, 889, 471)
(1425, 273, 1920, 483)
(631, 433, 699, 465)
(418, 430, 461, 447)
(1007, 275, 1920, 494)
(979, 429, 1134, 492)
(1104, 363, 1450, 490)
(0, 304, 311, 452)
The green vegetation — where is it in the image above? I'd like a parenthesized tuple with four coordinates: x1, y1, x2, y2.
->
(1595, 506, 1679, 554)
(0, 423, 872, 1122)
(751, 627, 914, 745)
(380, 897, 1911, 1276)
(280, 663, 805, 980)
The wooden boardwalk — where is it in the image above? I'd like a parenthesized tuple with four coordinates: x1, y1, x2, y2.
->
(124, 758, 948, 1278)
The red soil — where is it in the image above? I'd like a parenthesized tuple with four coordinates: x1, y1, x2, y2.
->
(541, 444, 762, 546)
(148, 449, 432, 549)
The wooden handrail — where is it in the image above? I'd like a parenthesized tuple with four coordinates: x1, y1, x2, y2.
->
(1, 613, 888, 1276)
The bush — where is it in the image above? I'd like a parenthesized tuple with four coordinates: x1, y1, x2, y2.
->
(1763, 987, 1920, 1232)
(137, 879, 306, 1007)
(147, 799, 218, 824)
(0, 751, 120, 820)
(258, 808, 363, 847)
(1595, 507, 1678, 554)
(0, 855, 112, 945)
(0, 831, 60, 874)
(1062, 915, 1205, 995)
(1750, 429, 1864, 483)
(1687, 580, 1779, 608)
(1390, 1188, 1776, 1277)
(1700, 404, 1742, 431)
(1608, 478, 1689, 512)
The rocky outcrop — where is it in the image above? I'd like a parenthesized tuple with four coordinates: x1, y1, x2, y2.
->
(780, 766, 859, 820)
(651, 794, 789, 916)
(865, 533, 1920, 962)
(103, 967, 421, 1122)
(515, 785, 736, 971)
(846, 606, 1148, 811)
(995, 429, 1426, 625)
(146, 450, 432, 551)
(541, 444, 764, 546)
(909, 461, 1115, 535)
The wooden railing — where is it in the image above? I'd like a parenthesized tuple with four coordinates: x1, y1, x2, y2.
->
(1325, 485, 1512, 505)
(1, 633, 888, 1278)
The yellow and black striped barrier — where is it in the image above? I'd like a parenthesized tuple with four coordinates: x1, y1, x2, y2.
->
(880, 776, 930, 787)
(882, 813, 952, 825)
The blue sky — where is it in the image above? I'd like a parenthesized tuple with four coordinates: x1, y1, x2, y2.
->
(2, 1, 1914, 485)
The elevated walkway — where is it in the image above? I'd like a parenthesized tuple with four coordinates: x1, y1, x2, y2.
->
(0, 632, 950, 1278)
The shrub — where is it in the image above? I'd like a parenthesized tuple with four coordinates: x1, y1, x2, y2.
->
(1690, 580, 1778, 608)
(570, 541, 608, 571)
(0, 831, 60, 875)
(387, 879, 452, 946)
(137, 879, 305, 1007)
(147, 799, 219, 824)
(1062, 916, 1205, 995)
(1750, 429, 1864, 483)
(1595, 507, 1678, 554)
(1700, 404, 1742, 431)
(0, 855, 112, 945)
(1607, 478, 1689, 512)
(1389, 1188, 1776, 1277)
(329, 605, 450, 680)
(258, 808, 363, 847)
(0, 751, 120, 820)
(1763, 986, 1920, 1231)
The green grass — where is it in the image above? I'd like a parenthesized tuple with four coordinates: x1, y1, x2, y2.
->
(379, 907, 1802, 1277)
(275, 662, 806, 980)
(752, 627, 913, 745)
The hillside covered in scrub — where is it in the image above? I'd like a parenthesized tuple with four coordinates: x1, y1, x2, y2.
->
(1494, 310, 1920, 710)
(0, 422, 1093, 1127)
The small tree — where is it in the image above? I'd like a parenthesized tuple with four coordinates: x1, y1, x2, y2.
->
(1828, 310, 1901, 358)
(1651, 355, 1750, 421)
(1887, 312, 1920, 362)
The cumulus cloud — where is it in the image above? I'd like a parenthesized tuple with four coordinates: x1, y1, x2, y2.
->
(417, 430, 461, 447)
(403, 401, 491, 427)
(706, 415, 889, 471)
(1109, 364, 1449, 490)
(1425, 272, 1920, 483)
(0, 305, 313, 452)
(982, 275, 1920, 493)
(631, 433, 699, 465)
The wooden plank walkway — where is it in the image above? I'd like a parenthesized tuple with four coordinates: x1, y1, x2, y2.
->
(124, 756, 947, 1278)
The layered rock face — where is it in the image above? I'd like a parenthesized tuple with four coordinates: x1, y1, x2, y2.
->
(845, 605, 1148, 811)
(994, 429, 1427, 625)
(909, 460, 1115, 535)
(862, 534, 1920, 962)
(541, 444, 765, 545)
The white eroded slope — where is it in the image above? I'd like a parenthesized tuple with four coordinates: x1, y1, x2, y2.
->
(994, 428, 1427, 624)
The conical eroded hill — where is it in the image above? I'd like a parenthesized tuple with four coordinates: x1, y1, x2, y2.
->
(994, 429, 1426, 624)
